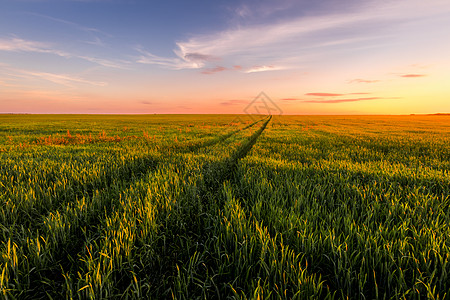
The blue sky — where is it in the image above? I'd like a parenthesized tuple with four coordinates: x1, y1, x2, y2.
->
(1, 0, 450, 114)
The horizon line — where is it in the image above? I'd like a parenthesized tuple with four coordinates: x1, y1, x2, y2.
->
(1, 113, 449, 116)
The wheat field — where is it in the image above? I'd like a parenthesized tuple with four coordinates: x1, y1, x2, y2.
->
(1, 114, 449, 299)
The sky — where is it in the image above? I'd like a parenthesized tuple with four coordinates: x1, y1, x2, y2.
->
(0, 0, 449, 114)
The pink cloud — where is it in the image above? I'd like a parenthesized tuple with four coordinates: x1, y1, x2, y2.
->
(201, 66, 227, 74)
(303, 97, 382, 104)
(245, 65, 283, 73)
(184, 52, 218, 62)
(305, 92, 372, 98)
(400, 74, 426, 78)
(348, 79, 380, 83)
(305, 93, 344, 97)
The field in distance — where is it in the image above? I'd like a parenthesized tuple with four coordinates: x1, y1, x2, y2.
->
(0, 114, 449, 299)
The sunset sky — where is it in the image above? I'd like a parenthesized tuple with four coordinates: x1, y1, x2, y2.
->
(1, 0, 449, 114)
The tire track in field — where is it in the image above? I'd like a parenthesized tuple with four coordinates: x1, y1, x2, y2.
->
(5, 119, 264, 232)
(1, 117, 270, 298)
(4, 117, 263, 246)
(229, 116, 271, 162)
(73, 117, 272, 297)
(136, 117, 272, 297)
(170, 116, 268, 153)
(202, 116, 271, 191)
(2, 117, 263, 234)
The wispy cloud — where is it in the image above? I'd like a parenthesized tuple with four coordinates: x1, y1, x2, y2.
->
(282, 92, 376, 102)
(183, 52, 218, 63)
(200, 64, 283, 74)
(136, 0, 450, 73)
(136, 47, 201, 69)
(0, 36, 125, 68)
(2, 65, 107, 87)
(24, 70, 107, 87)
(306, 93, 345, 97)
(84, 36, 106, 47)
(0, 37, 65, 55)
(245, 65, 284, 73)
(298, 90, 399, 104)
(348, 78, 381, 83)
(303, 97, 382, 104)
(280, 98, 302, 101)
(306, 92, 372, 97)
(25, 12, 109, 36)
(171, 14, 367, 70)
(137, 8, 376, 70)
(24, 12, 112, 47)
(78, 55, 126, 69)
(201, 66, 227, 74)
(400, 74, 426, 78)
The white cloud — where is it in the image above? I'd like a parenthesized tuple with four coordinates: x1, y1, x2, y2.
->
(245, 65, 285, 73)
(78, 55, 126, 69)
(136, 0, 450, 72)
(0, 37, 66, 56)
(22, 70, 108, 87)
(0, 36, 125, 68)
(136, 12, 372, 71)
(136, 47, 202, 69)
(25, 12, 113, 40)
(1, 64, 107, 87)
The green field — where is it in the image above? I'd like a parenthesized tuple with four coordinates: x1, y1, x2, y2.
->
(1, 114, 449, 299)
